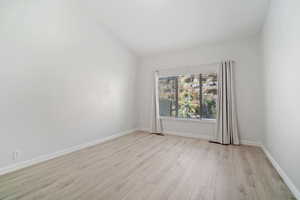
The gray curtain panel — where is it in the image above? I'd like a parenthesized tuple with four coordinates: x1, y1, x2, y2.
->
(213, 61, 240, 145)
(151, 71, 163, 134)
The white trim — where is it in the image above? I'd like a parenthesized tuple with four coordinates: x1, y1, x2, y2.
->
(261, 145, 300, 199)
(240, 139, 262, 147)
(155, 62, 220, 77)
(138, 128, 152, 133)
(160, 116, 216, 124)
(157, 71, 218, 79)
(0, 128, 137, 176)
(163, 130, 211, 140)
(138, 128, 259, 146)
(139, 127, 210, 140)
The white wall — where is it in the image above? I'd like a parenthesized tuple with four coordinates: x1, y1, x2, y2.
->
(137, 36, 263, 143)
(0, 1, 137, 169)
(262, 0, 300, 194)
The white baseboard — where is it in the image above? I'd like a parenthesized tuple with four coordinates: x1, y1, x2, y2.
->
(261, 145, 300, 199)
(138, 128, 210, 140)
(163, 130, 211, 140)
(138, 128, 209, 140)
(138, 128, 260, 146)
(0, 128, 137, 176)
(240, 139, 262, 147)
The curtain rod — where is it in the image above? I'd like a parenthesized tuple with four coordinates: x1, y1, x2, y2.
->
(155, 60, 235, 72)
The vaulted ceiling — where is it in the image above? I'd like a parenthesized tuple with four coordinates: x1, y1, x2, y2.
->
(82, 0, 269, 56)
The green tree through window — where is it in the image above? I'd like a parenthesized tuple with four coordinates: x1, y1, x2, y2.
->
(159, 73, 217, 119)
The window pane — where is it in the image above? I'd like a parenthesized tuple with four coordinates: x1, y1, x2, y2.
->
(201, 73, 217, 119)
(178, 75, 200, 119)
(158, 77, 177, 117)
(158, 73, 218, 120)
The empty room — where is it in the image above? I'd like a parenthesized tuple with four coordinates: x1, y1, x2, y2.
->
(0, 0, 299, 199)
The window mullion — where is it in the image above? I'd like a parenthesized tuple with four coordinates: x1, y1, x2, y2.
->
(199, 74, 203, 119)
(175, 77, 179, 118)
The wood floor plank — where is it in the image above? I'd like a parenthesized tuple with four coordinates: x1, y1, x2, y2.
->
(0, 131, 296, 200)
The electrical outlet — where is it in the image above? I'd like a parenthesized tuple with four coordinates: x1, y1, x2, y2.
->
(12, 150, 21, 161)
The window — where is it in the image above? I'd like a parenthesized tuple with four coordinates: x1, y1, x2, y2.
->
(159, 73, 217, 120)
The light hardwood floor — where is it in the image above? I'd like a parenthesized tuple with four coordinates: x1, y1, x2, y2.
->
(0, 131, 295, 200)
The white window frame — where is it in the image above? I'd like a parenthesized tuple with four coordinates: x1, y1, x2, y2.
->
(158, 72, 218, 123)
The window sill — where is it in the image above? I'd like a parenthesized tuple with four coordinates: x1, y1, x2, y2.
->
(159, 117, 216, 124)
